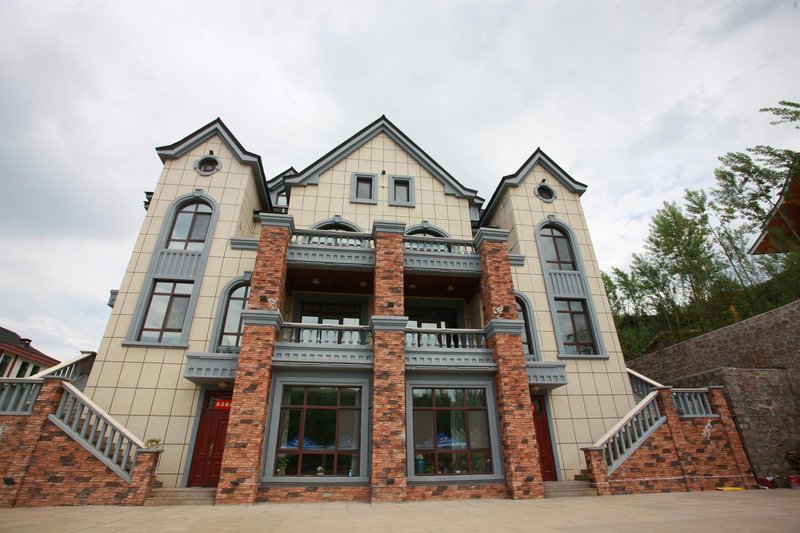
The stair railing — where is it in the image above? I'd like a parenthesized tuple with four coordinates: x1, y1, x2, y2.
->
(31, 351, 96, 387)
(48, 381, 149, 481)
(626, 368, 663, 398)
(590, 390, 667, 474)
(0, 378, 43, 414)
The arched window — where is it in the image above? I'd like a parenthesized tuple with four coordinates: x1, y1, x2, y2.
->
(404, 223, 449, 252)
(125, 192, 218, 347)
(536, 217, 604, 358)
(218, 283, 250, 352)
(516, 297, 535, 358)
(166, 202, 213, 250)
(539, 225, 576, 271)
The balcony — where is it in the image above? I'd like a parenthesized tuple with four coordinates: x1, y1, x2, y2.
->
(287, 230, 375, 269)
(274, 322, 374, 368)
(403, 236, 481, 275)
(404, 327, 495, 370)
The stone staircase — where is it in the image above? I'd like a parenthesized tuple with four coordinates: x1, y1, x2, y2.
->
(543, 480, 598, 498)
(144, 487, 217, 506)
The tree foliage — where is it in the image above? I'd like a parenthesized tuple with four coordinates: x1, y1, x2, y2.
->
(606, 101, 800, 359)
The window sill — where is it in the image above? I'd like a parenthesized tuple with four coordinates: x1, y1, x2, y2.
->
(388, 201, 415, 208)
(556, 352, 609, 360)
(121, 340, 189, 349)
(261, 478, 369, 485)
(408, 475, 505, 484)
(349, 198, 378, 205)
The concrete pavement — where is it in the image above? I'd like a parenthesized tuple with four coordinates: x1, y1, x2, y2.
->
(1, 490, 799, 532)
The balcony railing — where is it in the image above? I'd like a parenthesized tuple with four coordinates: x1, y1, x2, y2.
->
(0, 379, 43, 415)
(673, 389, 714, 417)
(403, 236, 476, 255)
(290, 230, 374, 249)
(278, 323, 373, 346)
(404, 328, 486, 349)
(627, 368, 663, 399)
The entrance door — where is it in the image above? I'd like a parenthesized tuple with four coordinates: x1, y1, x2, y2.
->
(187, 391, 231, 487)
(530, 394, 558, 481)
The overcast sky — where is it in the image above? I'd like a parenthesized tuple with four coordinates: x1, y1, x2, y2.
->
(1, 0, 798, 361)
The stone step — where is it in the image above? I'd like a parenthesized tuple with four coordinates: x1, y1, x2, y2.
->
(144, 488, 216, 506)
(543, 481, 598, 498)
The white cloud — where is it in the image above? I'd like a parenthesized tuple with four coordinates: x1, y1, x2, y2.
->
(0, 0, 798, 356)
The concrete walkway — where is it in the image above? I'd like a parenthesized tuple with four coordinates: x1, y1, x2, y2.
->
(1, 490, 799, 532)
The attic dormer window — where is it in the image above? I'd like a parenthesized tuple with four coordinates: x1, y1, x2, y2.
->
(194, 155, 222, 176)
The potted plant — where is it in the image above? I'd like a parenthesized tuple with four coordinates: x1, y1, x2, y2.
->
(276, 458, 289, 476)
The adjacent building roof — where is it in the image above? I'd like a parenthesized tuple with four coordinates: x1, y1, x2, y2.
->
(0, 326, 59, 367)
(750, 177, 800, 254)
(156, 118, 271, 211)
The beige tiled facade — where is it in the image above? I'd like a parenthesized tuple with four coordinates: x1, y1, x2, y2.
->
(86, 118, 635, 488)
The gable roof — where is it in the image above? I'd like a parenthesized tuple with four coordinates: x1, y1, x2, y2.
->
(283, 116, 482, 203)
(156, 118, 271, 210)
(749, 177, 800, 254)
(480, 148, 588, 225)
(0, 326, 59, 367)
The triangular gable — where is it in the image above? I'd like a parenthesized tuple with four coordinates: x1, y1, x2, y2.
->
(480, 148, 588, 224)
(156, 118, 270, 209)
(284, 116, 481, 202)
(749, 177, 800, 254)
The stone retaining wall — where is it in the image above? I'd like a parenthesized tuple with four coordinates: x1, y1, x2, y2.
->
(628, 299, 800, 478)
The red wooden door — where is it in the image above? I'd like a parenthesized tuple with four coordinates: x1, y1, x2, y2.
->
(187, 391, 231, 487)
(531, 395, 558, 481)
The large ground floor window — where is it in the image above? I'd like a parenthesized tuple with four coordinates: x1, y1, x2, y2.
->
(263, 374, 370, 483)
(405, 377, 504, 482)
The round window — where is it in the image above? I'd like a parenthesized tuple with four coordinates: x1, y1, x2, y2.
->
(194, 156, 221, 176)
(535, 184, 556, 202)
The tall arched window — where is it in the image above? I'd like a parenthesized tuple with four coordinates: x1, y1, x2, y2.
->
(218, 283, 251, 352)
(516, 297, 535, 358)
(166, 202, 213, 250)
(536, 217, 604, 358)
(125, 192, 218, 347)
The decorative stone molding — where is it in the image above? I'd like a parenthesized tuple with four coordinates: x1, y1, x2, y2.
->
(484, 319, 525, 340)
(370, 316, 409, 331)
(241, 310, 284, 329)
(230, 237, 259, 251)
(372, 220, 406, 234)
(258, 213, 295, 234)
(473, 227, 510, 250)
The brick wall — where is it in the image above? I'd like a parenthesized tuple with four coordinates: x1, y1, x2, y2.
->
(629, 298, 800, 478)
(583, 388, 756, 495)
(0, 379, 160, 508)
(216, 221, 290, 504)
(257, 484, 371, 502)
(477, 235, 543, 499)
(406, 482, 507, 501)
(370, 229, 408, 502)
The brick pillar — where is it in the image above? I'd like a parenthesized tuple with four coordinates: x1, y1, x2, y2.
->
(216, 214, 292, 505)
(707, 386, 757, 488)
(656, 388, 700, 492)
(0, 377, 65, 508)
(370, 221, 407, 502)
(475, 228, 543, 499)
(581, 448, 611, 495)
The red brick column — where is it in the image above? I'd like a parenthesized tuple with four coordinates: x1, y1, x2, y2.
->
(370, 221, 407, 502)
(216, 214, 292, 504)
(0, 378, 64, 508)
(581, 448, 611, 495)
(656, 388, 701, 491)
(475, 228, 543, 499)
(707, 386, 757, 488)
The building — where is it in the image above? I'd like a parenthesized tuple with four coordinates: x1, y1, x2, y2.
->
(0, 327, 59, 378)
(80, 116, 638, 502)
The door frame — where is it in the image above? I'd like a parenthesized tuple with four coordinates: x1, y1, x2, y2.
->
(530, 391, 562, 482)
(182, 386, 232, 487)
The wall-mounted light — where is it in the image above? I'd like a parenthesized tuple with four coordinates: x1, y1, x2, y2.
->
(446, 284, 455, 292)
(217, 381, 230, 390)
(312, 278, 321, 286)
(359, 280, 368, 288)
(408, 283, 417, 290)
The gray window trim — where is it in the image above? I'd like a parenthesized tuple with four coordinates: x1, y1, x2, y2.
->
(535, 216, 606, 359)
(534, 183, 557, 203)
(405, 373, 504, 483)
(193, 155, 222, 176)
(388, 175, 415, 207)
(515, 292, 542, 362)
(349, 173, 378, 204)
(261, 370, 372, 484)
(124, 191, 219, 347)
(208, 272, 252, 353)
(310, 215, 364, 232)
(404, 221, 450, 238)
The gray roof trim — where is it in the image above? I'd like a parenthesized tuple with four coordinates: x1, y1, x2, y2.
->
(284, 116, 480, 201)
(156, 118, 271, 210)
(480, 148, 587, 225)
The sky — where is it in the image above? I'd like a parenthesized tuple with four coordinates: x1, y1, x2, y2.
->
(1, 0, 799, 361)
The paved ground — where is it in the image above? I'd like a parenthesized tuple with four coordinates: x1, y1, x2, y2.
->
(1, 490, 799, 532)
